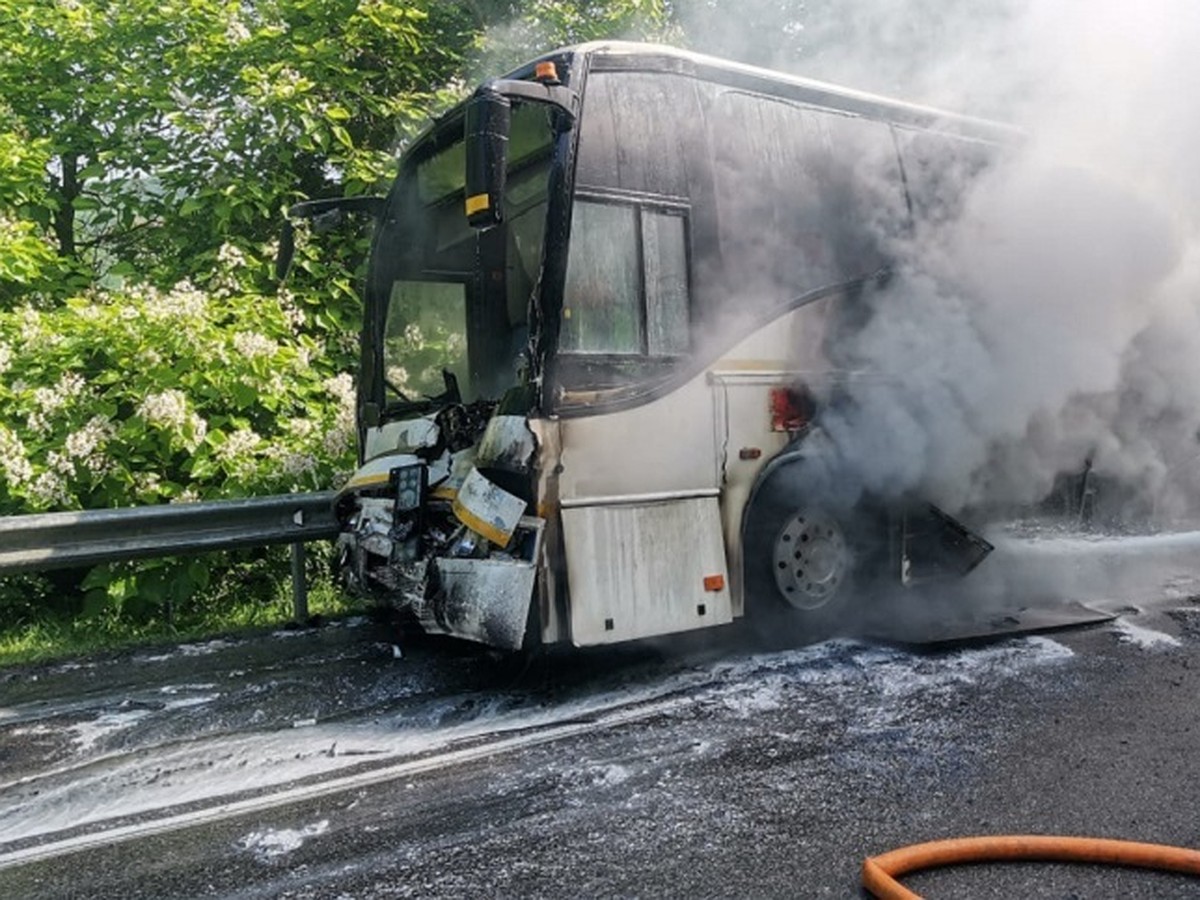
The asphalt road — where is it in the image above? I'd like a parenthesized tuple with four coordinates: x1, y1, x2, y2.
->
(2, 539, 1200, 898)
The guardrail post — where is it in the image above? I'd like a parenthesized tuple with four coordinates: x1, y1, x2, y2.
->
(290, 542, 308, 622)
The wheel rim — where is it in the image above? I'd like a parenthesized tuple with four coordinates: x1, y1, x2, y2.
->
(771, 509, 849, 610)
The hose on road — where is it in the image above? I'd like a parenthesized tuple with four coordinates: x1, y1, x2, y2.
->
(862, 835, 1200, 899)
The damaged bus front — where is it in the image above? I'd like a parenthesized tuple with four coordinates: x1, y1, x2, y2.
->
(333, 59, 578, 650)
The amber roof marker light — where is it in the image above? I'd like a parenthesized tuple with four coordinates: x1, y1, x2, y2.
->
(535, 61, 560, 85)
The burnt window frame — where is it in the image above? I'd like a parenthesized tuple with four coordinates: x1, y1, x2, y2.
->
(551, 188, 695, 405)
(561, 189, 693, 359)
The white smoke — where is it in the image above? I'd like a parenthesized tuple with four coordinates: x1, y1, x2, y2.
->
(681, 0, 1200, 526)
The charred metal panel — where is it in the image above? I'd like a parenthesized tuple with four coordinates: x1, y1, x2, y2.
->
(562, 494, 732, 645)
(452, 467, 527, 546)
(363, 417, 439, 461)
(900, 504, 994, 585)
(528, 418, 569, 645)
(422, 517, 544, 650)
(476, 414, 537, 473)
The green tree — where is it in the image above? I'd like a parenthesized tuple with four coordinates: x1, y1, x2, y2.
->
(0, 1, 467, 338)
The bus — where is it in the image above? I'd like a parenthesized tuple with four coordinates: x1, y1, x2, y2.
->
(293, 42, 1014, 651)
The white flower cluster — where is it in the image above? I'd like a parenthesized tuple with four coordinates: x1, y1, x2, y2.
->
(268, 447, 318, 484)
(134, 471, 162, 495)
(46, 450, 75, 477)
(16, 306, 42, 345)
(323, 372, 355, 406)
(226, 17, 250, 43)
(277, 288, 306, 332)
(285, 417, 315, 439)
(232, 331, 278, 359)
(137, 389, 189, 429)
(64, 415, 117, 476)
(216, 427, 261, 461)
(0, 342, 11, 375)
(322, 372, 357, 457)
(217, 242, 248, 267)
(146, 280, 207, 321)
(215, 427, 261, 479)
(59, 372, 86, 396)
(385, 365, 410, 391)
(138, 348, 163, 367)
(27, 470, 71, 508)
(27, 372, 88, 435)
(64, 415, 114, 458)
(137, 389, 207, 449)
(0, 426, 33, 487)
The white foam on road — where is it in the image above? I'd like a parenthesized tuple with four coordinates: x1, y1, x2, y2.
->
(1112, 617, 1181, 649)
(238, 819, 329, 862)
(68, 708, 156, 754)
(0, 635, 1075, 845)
(134, 638, 239, 665)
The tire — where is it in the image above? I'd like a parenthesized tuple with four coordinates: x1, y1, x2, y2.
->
(743, 459, 888, 644)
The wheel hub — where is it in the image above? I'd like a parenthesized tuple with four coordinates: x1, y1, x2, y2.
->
(772, 510, 848, 610)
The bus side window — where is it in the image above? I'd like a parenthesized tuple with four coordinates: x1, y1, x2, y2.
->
(562, 199, 690, 358)
(562, 201, 642, 353)
(643, 209, 689, 356)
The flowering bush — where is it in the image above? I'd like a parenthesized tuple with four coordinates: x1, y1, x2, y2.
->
(0, 258, 358, 623)
(0, 275, 355, 512)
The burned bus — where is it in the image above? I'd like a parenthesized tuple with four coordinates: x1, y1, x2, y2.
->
(299, 42, 1014, 650)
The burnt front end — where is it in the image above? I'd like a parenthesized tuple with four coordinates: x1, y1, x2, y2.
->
(335, 405, 543, 650)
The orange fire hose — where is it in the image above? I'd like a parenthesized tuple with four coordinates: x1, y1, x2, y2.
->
(862, 835, 1200, 899)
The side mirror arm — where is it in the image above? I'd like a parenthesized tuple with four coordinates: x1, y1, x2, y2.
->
(275, 195, 386, 282)
(484, 78, 579, 126)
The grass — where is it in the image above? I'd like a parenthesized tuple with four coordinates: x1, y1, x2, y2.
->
(0, 564, 365, 668)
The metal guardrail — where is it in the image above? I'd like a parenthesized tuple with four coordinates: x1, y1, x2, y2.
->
(0, 492, 340, 619)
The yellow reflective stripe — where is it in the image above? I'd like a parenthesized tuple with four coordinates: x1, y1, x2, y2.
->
(430, 485, 458, 500)
(465, 193, 490, 216)
(452, 496, 511, 546)
(345, 472, 391, 489)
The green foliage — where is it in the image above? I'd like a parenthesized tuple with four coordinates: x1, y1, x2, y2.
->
(0, 552, 360, 667)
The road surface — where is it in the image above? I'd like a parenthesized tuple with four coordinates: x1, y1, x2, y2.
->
(2, 531, 1200, 898)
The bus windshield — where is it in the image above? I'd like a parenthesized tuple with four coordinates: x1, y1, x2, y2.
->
(370, 103, 555, 407)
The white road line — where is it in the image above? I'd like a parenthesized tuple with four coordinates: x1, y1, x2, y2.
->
(0, 693, 690, 871)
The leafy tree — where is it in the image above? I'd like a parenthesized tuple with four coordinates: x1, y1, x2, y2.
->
(0, 1, 468, 342)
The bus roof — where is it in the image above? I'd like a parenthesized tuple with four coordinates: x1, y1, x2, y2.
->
(531, 41, 1019, 143)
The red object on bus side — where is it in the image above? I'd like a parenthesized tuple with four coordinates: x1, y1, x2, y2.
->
(769, 386, 810, 432)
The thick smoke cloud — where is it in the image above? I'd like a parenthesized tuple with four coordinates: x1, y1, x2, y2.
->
(681, 0, 1200, 526)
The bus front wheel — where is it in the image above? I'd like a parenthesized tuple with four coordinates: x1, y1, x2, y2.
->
(743, 466, 886, 641)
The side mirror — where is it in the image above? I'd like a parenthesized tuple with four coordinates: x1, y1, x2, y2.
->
(464, 87, 511, 230)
